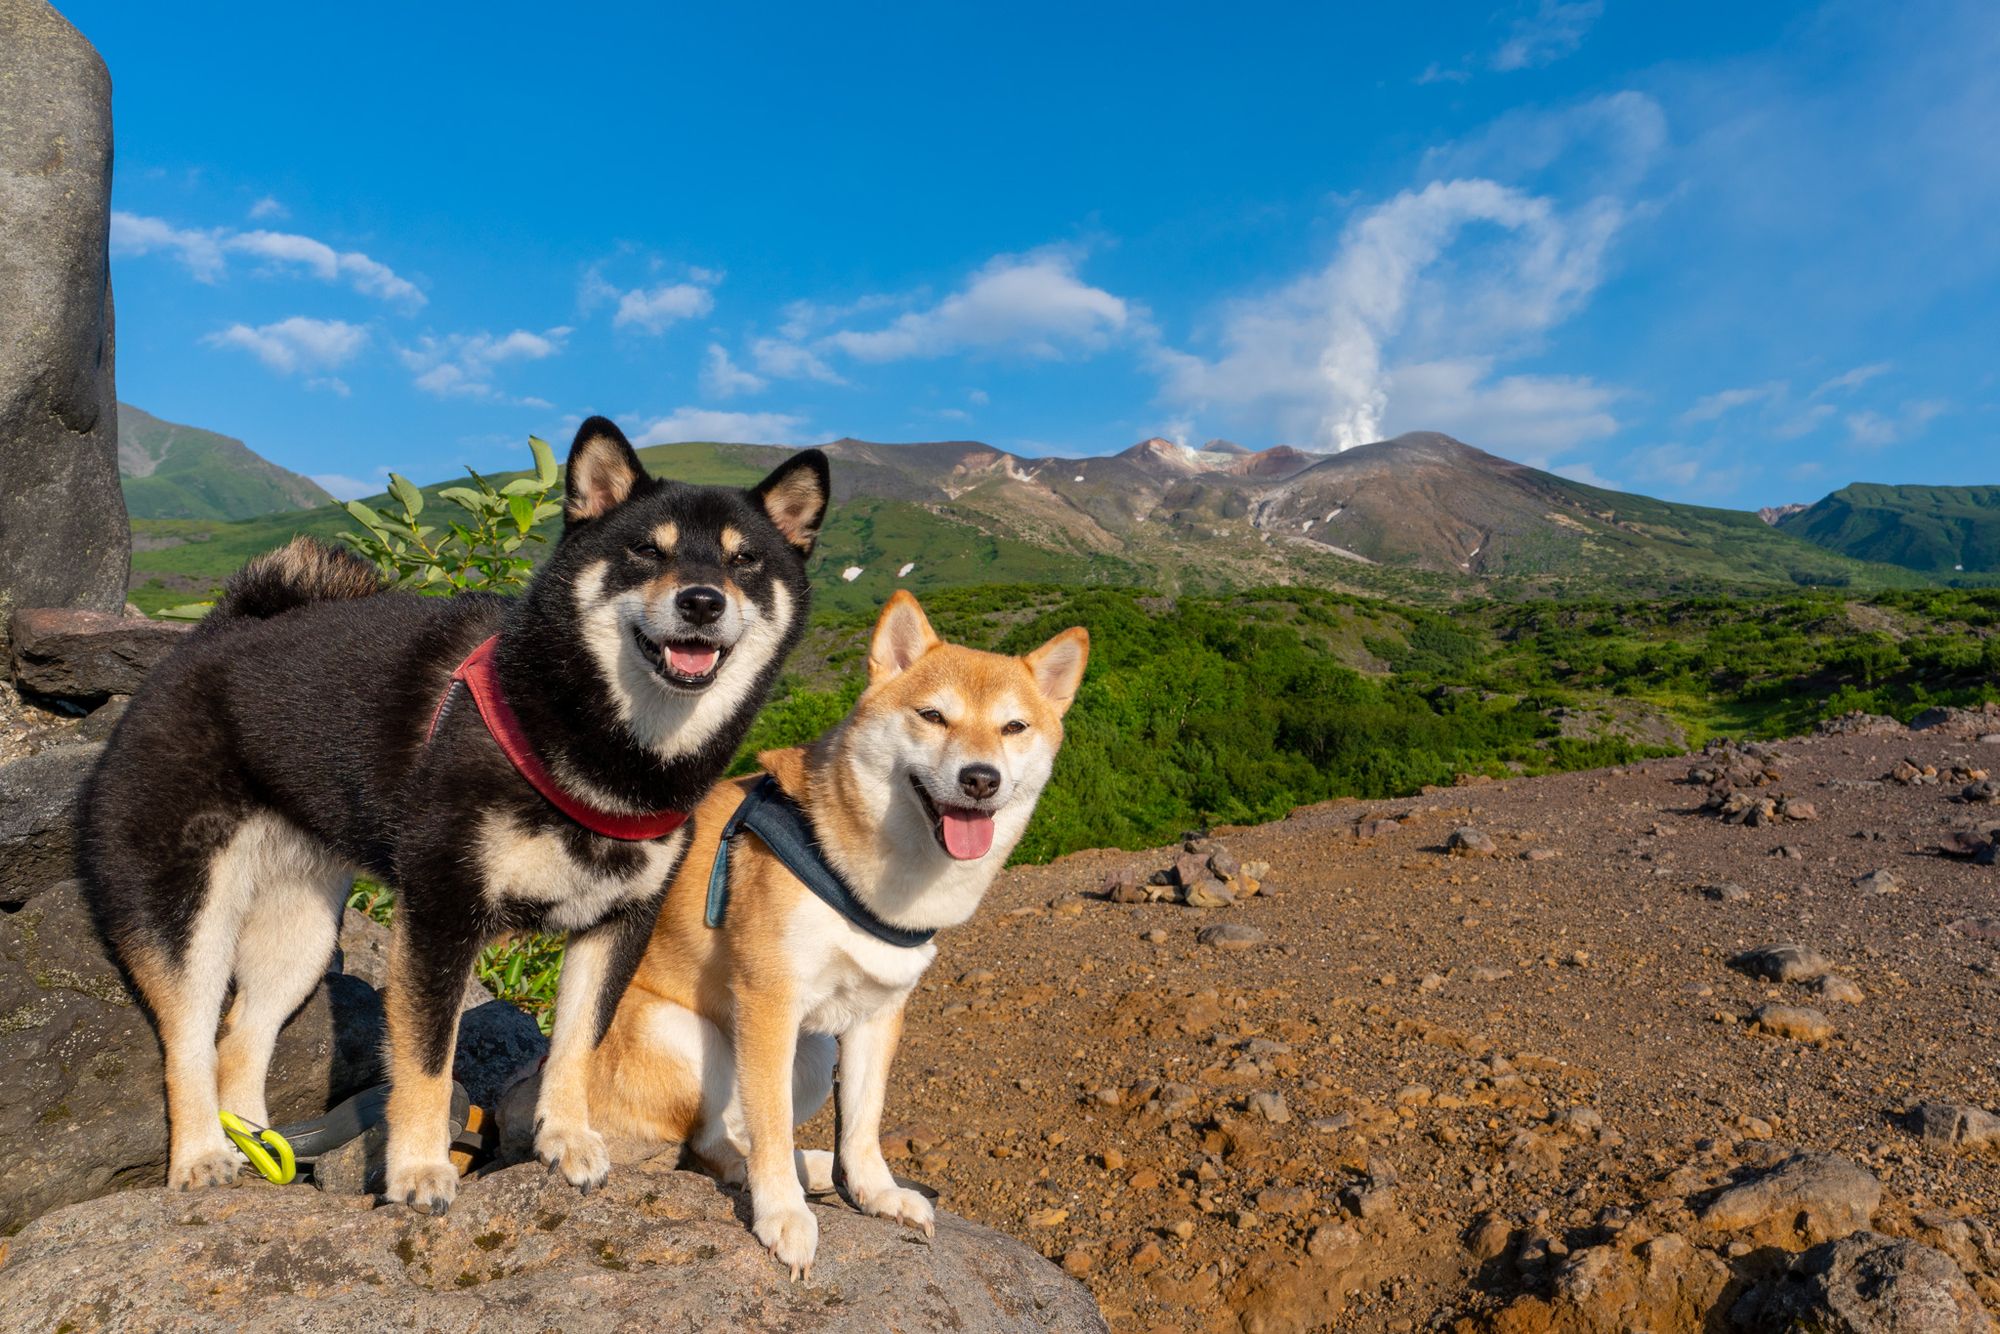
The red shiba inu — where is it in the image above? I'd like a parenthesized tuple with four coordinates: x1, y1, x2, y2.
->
(504, 590, 1087, 1275)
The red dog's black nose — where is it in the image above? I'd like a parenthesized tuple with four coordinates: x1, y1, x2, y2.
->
(676, 585, 725, 626)
(958, 764, 1001, 801)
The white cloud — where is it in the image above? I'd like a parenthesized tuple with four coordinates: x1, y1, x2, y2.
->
(111, 211, 226, 280)
(311, 472, 385, 500)
(822, 248, 1129, 362)
(1491, 0, 1603, 72)
(635, 408, 806, 445)
(968, 388, 990, 406)
(701, 344, 767, 398)
(398, 327, 569, 402)
(1155, 177, 1625, 450)
(203, 317, 368, 377)
(749, 336, 847, 385)
(615, 282, 715, 334)
(111, 211, 423, 306)
(248, 195, 289, 221)
(1624, 441, 1750, 498)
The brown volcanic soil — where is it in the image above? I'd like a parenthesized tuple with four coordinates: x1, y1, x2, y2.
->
(822, 725, 2000, 1331)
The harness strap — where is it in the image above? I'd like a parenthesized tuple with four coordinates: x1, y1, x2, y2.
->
(705, 775, 936, 949)
(427, 635, 688, 842)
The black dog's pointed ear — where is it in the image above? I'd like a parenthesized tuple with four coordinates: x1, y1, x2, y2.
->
(750, 449, 830, 555)
(565, 417, 647, 523)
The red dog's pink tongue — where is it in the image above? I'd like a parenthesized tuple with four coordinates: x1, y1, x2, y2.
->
(667, 644, 719, 676)
(940, 808, 995, 860)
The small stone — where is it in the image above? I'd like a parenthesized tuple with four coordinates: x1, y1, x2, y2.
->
(958, 968, 997, 986)
(1737, 1231, 1989, 1331)
(1354, 818, 1400, 840)
(1468, 966, 1513, 983)
(1814, 974, 1864, 1005)
(1254, 1187, 1314, 1217)
(1307, 1223, 1361, 1259)
(1196, 923, 1264, 951)
(1778, 798, 1818, 822)
(1141, 928, 1169, 944)
(1060, 1246, 1094, 1276)
(1169, 1219, 1196, 1241)
(1852, 868, 1901, 895)
(1752, 1004, 1836, 1043)
(1248, 1091, 1291, 1124)
(1731, 943, 1835, 984)
(1771, 844, 1805, 860)
(1418, 972, 1447, 992)
(1128, 1240, 1164, 1272)
(1447, 827, 1498, 857)
(1101, 1148, 1126, 1171)
(1521, 847, 1558, 862)
(1701, 882, 1750, 902)
(1964, 779, 2000, 805)
(1206, 847, 1241, 879)
(1182, 877, 1236, 909)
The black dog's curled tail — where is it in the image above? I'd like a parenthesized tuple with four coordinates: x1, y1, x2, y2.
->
(210, 536, 386, 622)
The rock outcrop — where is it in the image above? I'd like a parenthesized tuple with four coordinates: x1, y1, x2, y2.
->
(0, 0, 129, 640)
(8, 607, 187, 701)
(0, 1158, 1108, 1332)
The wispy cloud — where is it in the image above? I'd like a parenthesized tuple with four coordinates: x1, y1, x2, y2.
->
(1681, 381, 1786, 424)
(820, 248, 1131, 362)
(748, 336, 847, 385)
(1491, 0, 1603, 72)
(1845, 399, 1948, 449)
(635, 407, 805, 445)
(247, 195, 289, 221)
(203, 317, 368, 386)
(112, 211, 424, 307)
(397, 327, 568, 404)
(700, 343, 766, 398)
(310, 470, 388, 500)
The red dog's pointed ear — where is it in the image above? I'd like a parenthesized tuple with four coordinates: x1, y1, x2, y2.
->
(565, 417, 647, 523)
(867, 590, 940, 684)
(751, 449, 831, 555)
(1023, 627, 1089, 716)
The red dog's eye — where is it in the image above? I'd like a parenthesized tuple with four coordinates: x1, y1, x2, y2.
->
(917, 708, 947, 726)
(1002, 720, 1028, 735)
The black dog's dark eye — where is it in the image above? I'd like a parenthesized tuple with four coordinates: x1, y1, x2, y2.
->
(916, 708, 947, 726)
(631, 542, 662, 560)
(1002, 720, 1028, 736)
(729, 550, 760, 568)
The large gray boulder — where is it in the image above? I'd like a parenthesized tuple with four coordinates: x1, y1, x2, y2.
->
(0, 0, 129, 647)
(0, 1158, 1108, 1332)
(1735, 1231, 1994, 1333)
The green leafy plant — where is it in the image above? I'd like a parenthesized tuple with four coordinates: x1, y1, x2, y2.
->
(338, 436, 563, 594)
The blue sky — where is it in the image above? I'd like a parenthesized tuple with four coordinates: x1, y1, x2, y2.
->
(71, 0, 1997, 509)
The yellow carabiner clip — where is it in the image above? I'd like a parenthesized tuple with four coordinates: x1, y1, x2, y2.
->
(219, 1110, 297, 1185)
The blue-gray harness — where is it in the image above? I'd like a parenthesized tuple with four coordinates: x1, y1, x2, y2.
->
(703, 775, 937, 949)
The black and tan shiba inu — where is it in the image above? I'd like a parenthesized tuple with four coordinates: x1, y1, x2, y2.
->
(507, 591, 1086, 1275)
(80, 418, 828, 1215)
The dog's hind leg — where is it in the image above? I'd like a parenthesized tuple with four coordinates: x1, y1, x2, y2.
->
(216, 832, 349, 1127)
(147, 819, 279, 1190)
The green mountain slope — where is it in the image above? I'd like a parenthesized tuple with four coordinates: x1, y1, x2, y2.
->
(118, 403, 333, 521)
(1776, 482, 2000, 574)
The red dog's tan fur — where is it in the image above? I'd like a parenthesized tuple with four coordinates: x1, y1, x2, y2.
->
(508, 591, 1086, 1276)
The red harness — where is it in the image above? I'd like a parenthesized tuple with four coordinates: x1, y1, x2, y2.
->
(427, 635, 688, 842)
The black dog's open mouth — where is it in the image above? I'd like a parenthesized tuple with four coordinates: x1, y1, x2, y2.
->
(908, 775, 997, 861)
(632, 624, 730, 691)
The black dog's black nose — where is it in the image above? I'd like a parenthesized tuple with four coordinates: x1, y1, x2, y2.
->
(676, 586, 725, 626)
(958, 764, 1001, 802)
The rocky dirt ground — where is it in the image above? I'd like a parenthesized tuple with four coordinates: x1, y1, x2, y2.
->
(814, 715, 2000, 1331)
